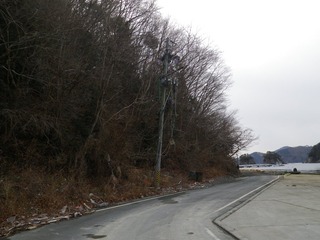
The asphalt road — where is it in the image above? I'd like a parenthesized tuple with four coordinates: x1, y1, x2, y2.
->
(7, 175, 277, 240)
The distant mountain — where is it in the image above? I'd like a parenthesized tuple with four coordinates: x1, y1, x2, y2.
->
(276, 146, 290, 151)
(249, 146, 312, 164)
(250, 152, 264, 164)
(275, 146, 312, 163)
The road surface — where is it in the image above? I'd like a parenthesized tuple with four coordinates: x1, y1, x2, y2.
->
(7, 175, 277, 240)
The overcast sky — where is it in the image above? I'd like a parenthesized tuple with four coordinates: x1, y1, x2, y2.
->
(156, 0, 320, 153)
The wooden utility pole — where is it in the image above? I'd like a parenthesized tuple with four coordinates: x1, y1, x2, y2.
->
(155, 38, 170, 188)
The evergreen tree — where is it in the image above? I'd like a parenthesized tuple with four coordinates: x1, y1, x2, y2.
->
(263, 151, 285, 164)
(239, 154, 256, 165)
(307, 142, 320, 163)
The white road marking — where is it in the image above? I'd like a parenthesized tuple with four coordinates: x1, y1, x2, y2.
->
(213, 176, 279, 213)
(96, 176, 278, 240)
(204, 177, 279, 240)
(97, 176, 278, 214)
(95, 192, 184, 212)
(205, 227, 221, 240)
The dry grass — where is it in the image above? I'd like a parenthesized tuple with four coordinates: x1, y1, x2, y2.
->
(0, 168, 91, 223)
(0, 165, 237, 237)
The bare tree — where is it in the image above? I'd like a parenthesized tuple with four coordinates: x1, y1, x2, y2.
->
(0, 0, 255, 178)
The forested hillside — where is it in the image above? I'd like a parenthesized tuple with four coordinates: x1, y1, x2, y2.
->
(249, 146, 313, 164)
(0, 0, 254, 227)
(276, 146, 312, 163)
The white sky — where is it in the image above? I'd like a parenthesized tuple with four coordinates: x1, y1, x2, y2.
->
(156, 0, 320, 153)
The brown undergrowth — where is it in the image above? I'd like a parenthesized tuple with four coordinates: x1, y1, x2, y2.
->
(0, 166, 236, 237)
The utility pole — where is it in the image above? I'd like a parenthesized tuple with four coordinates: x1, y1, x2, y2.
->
(155, 38, 170, 188)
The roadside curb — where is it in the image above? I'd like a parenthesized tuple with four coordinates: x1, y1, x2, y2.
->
(95, 191, 186, 212)
(96, 175, 238, 212)
(1, 176, 237, 238)
(212, 176, 283, 240)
